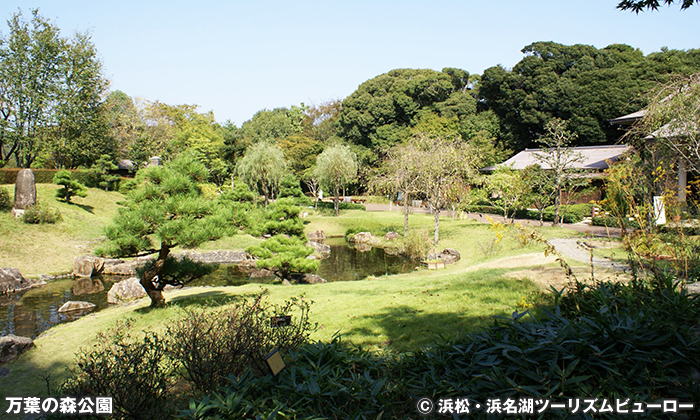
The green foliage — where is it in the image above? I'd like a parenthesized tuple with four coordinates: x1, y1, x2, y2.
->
(0, 188, 11, 211)
(0, 9, 110, 169)
(338, 68, 478, 158)
(53, 170, 88, 203)
(479, 42, 700, 151)
(258, 197, 305, 238)
(400, 229, 432, 260)
(21, 201, 61, 224)
(62, 319, 176, 420)
(278, 174, 312, 207)
(62, 295, 314, 417)
(237, 142, 288, 207)
(618, 0, 698, 12)
(222, 181, 256, 203)
(247, 235, 319, 281)
(88, 154, 121, 191)
(184, 281, 700, 419)
(314, 144, 358, 216)
(118, 178, 138, 194)
(165, 293, 313, 394)
(97, 154, 243, 306)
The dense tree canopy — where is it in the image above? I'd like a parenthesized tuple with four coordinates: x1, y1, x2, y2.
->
(337, 68, 486, 162)
(0, 9, 110, 168)
(479, 42, 700, 152)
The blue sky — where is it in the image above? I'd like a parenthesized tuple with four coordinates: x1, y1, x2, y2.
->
(2, 1, 699, 125)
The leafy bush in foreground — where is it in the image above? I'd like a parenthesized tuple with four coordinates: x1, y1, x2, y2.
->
(61, 294, 313, 418)
(182, 280, 700, 419)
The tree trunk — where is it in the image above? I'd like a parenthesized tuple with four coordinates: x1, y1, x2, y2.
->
(404, 192, 410, 236)
(434, 207, 440, 246)
(334, 184, 339, 217)
(140, 245, 170, 308)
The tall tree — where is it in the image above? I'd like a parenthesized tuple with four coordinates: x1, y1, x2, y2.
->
(237, 142, 288, 208)
(534, 119, 586, 226)
(97, 155, 240, 307)
(338, 68, 479, 162)
(479, 42, 700, 152)
(314, 144, 358, 217)
(372, 141, 422, 235)
(43, 31, 111, 168)
(0, 9, 63, 167)
(413, 133, 478, 245)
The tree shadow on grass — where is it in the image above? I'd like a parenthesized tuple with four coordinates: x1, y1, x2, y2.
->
(70, 201, 94, 214)
(134, 289, 268, 314)
(343, 305, 496, 352)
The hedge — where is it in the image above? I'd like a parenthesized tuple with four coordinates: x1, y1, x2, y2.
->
(1, 168, 126, 190)
(461, 203, 594, 224)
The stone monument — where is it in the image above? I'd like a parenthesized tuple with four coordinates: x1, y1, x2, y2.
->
(11, 169, 36, 218)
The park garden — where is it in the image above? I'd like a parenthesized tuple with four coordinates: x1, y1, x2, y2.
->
(1, 7, 700, 419)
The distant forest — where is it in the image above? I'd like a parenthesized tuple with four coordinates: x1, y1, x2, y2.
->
(2, 9, 699, 187)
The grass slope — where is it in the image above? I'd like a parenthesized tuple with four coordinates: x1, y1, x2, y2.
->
(0, 202, 581, 401)
(0, 184, 124, 276)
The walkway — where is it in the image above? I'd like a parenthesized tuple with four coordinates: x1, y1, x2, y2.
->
(363, 203, 622, 238)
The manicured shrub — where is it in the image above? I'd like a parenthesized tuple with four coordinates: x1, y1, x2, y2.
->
(54, 169, 87, 203)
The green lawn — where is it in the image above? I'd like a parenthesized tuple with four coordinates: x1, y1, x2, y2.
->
(0, 184, 124, 276)
(0, 201, 580, 400)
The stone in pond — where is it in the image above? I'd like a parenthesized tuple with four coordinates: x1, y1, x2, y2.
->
(307, 241, 330, 257)
(0, 334, 34, 363)
(349, 232, 374, 243)
(58, 301, 96, 313)
(307, 230, 326, 242)
(0, 267, 43, 294)
(73, 255, 105, 278)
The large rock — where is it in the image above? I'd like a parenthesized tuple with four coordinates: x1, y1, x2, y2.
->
(0, 267, 44, 294)
(107, 277, 147, 304)
(0, 334, 34, 363)
(384, 231, 400, 240)
(438, 248, 461, 265)
(307, 230, 326, 242)
(102, 256, 154, 276)
(307, 241, 330, 258)
(13, 169, 36, 210)
(349, 232, 374, 243)
(73, 256, 105, 278)
(296, 274, 327, 284)
(58, 300, 96, 313)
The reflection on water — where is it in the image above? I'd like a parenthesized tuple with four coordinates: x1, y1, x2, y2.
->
(0, 277, 116, 339)
(1, 239, 415, 338)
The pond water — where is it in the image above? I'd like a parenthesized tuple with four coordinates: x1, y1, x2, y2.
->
(1, 238, 415, 338)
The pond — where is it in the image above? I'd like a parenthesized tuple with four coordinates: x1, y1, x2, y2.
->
(1, 238, 415, 338)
